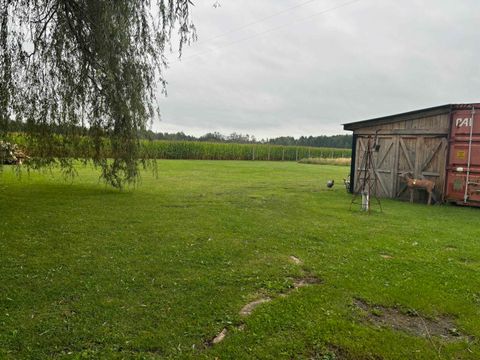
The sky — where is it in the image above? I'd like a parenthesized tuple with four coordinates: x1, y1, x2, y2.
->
(155, 0, 480, 139)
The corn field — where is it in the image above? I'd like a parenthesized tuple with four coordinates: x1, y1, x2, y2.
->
(139, 141, 350, 161)
(5, 134, 351, 161)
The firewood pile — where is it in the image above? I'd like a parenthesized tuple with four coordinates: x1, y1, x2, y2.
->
(0, 141, 29, 165)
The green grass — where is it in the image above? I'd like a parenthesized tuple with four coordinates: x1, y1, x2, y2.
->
(0, 161, 479, 359)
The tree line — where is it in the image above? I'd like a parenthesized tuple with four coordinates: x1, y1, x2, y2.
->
(140, 130, 352, 149)
(6, 120, 352, 149)
(8, 120, 352, 149)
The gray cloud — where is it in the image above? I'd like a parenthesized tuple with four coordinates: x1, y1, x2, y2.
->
(155, 0, 480, 138)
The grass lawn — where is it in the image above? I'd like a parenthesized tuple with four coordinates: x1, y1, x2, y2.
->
(1, 160, 479, 359)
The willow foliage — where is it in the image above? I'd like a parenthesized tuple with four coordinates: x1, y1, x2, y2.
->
(0, 0, 195, 187)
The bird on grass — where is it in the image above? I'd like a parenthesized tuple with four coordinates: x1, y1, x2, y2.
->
(327, 180, 335, 188)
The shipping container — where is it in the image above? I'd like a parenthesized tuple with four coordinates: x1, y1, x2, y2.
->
(445, 105, 480, 205)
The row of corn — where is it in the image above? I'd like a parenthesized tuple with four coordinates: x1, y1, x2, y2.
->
(5, 134, 351, 161)
(139, 140, 350, 161)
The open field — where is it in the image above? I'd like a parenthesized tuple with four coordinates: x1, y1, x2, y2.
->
(1, 161, 479, 359)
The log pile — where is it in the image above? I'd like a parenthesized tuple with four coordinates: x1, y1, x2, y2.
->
(0, 141, 29, 165)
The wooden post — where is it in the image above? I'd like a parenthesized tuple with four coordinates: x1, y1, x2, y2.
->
(296, 148, 299, 161)
(392, 135, 400, 198)
(252, 147, 255, 161)
(282, 148, 285, 161)
(414, 137, 424, 178)
(268, 147, 271, 161)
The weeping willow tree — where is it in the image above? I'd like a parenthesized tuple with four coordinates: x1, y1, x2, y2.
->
(0, 0, 196, 187)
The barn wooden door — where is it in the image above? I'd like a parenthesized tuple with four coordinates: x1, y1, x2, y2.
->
(354, 135, 396, 197)
(396, 136, 417, 200)
(353, 136, 367, 194)
(417, 136, 448, 201)
(395, 136, 448, 201)
(373, 136, 396, 197)
(353, 137, 368, 193)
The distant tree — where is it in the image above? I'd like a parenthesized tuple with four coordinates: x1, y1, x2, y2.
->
(0, 0, 195, 187)
(225, 132, 254, 143)
(199, 132, 225, 142)
(268, 134, 352, 148)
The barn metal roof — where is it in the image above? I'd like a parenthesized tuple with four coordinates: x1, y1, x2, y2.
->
(343, 103, 480, 131)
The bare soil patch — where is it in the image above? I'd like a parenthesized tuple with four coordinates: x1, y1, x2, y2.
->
(293, 276, 322, 289)
(310, 344, 384, 360)
(205, 328, 228, 347)
(207, 260, 322, 347)
(354, 299, 471, 342)
(289, 255, 303, 265)
(239, 297, 271, 316)
(211, 328, 228, 344)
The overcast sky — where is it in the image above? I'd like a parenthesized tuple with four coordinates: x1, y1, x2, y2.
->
(155, 0, 480, 138)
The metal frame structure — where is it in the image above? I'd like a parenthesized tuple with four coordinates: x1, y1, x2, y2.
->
(350, 135, 382, 213)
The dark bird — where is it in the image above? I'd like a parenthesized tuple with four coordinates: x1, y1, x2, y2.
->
(327, 180, 335, 188)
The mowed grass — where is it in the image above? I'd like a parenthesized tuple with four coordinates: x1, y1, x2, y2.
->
(0, 161, 479, 359)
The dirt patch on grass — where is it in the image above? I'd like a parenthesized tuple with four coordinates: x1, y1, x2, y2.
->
(210, 328, 228, 345)
(207, 260, 322, 347)
(239, 297, 271, 316)
(293, 276, 322, 289)
(238, 274, 321, 316)
(354, 299, 471, 342)
(289, 255, 303, 265)
(205, 328, 228, 347)
(205, 324, 247, 347)
(311, 344, 384, 360)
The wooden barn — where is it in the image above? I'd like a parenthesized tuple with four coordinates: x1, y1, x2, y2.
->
(343, 103, 480, 204)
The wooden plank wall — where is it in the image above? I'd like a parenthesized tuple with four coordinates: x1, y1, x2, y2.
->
(352, 114, 450, 203)
(353, 113, 450, 134)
